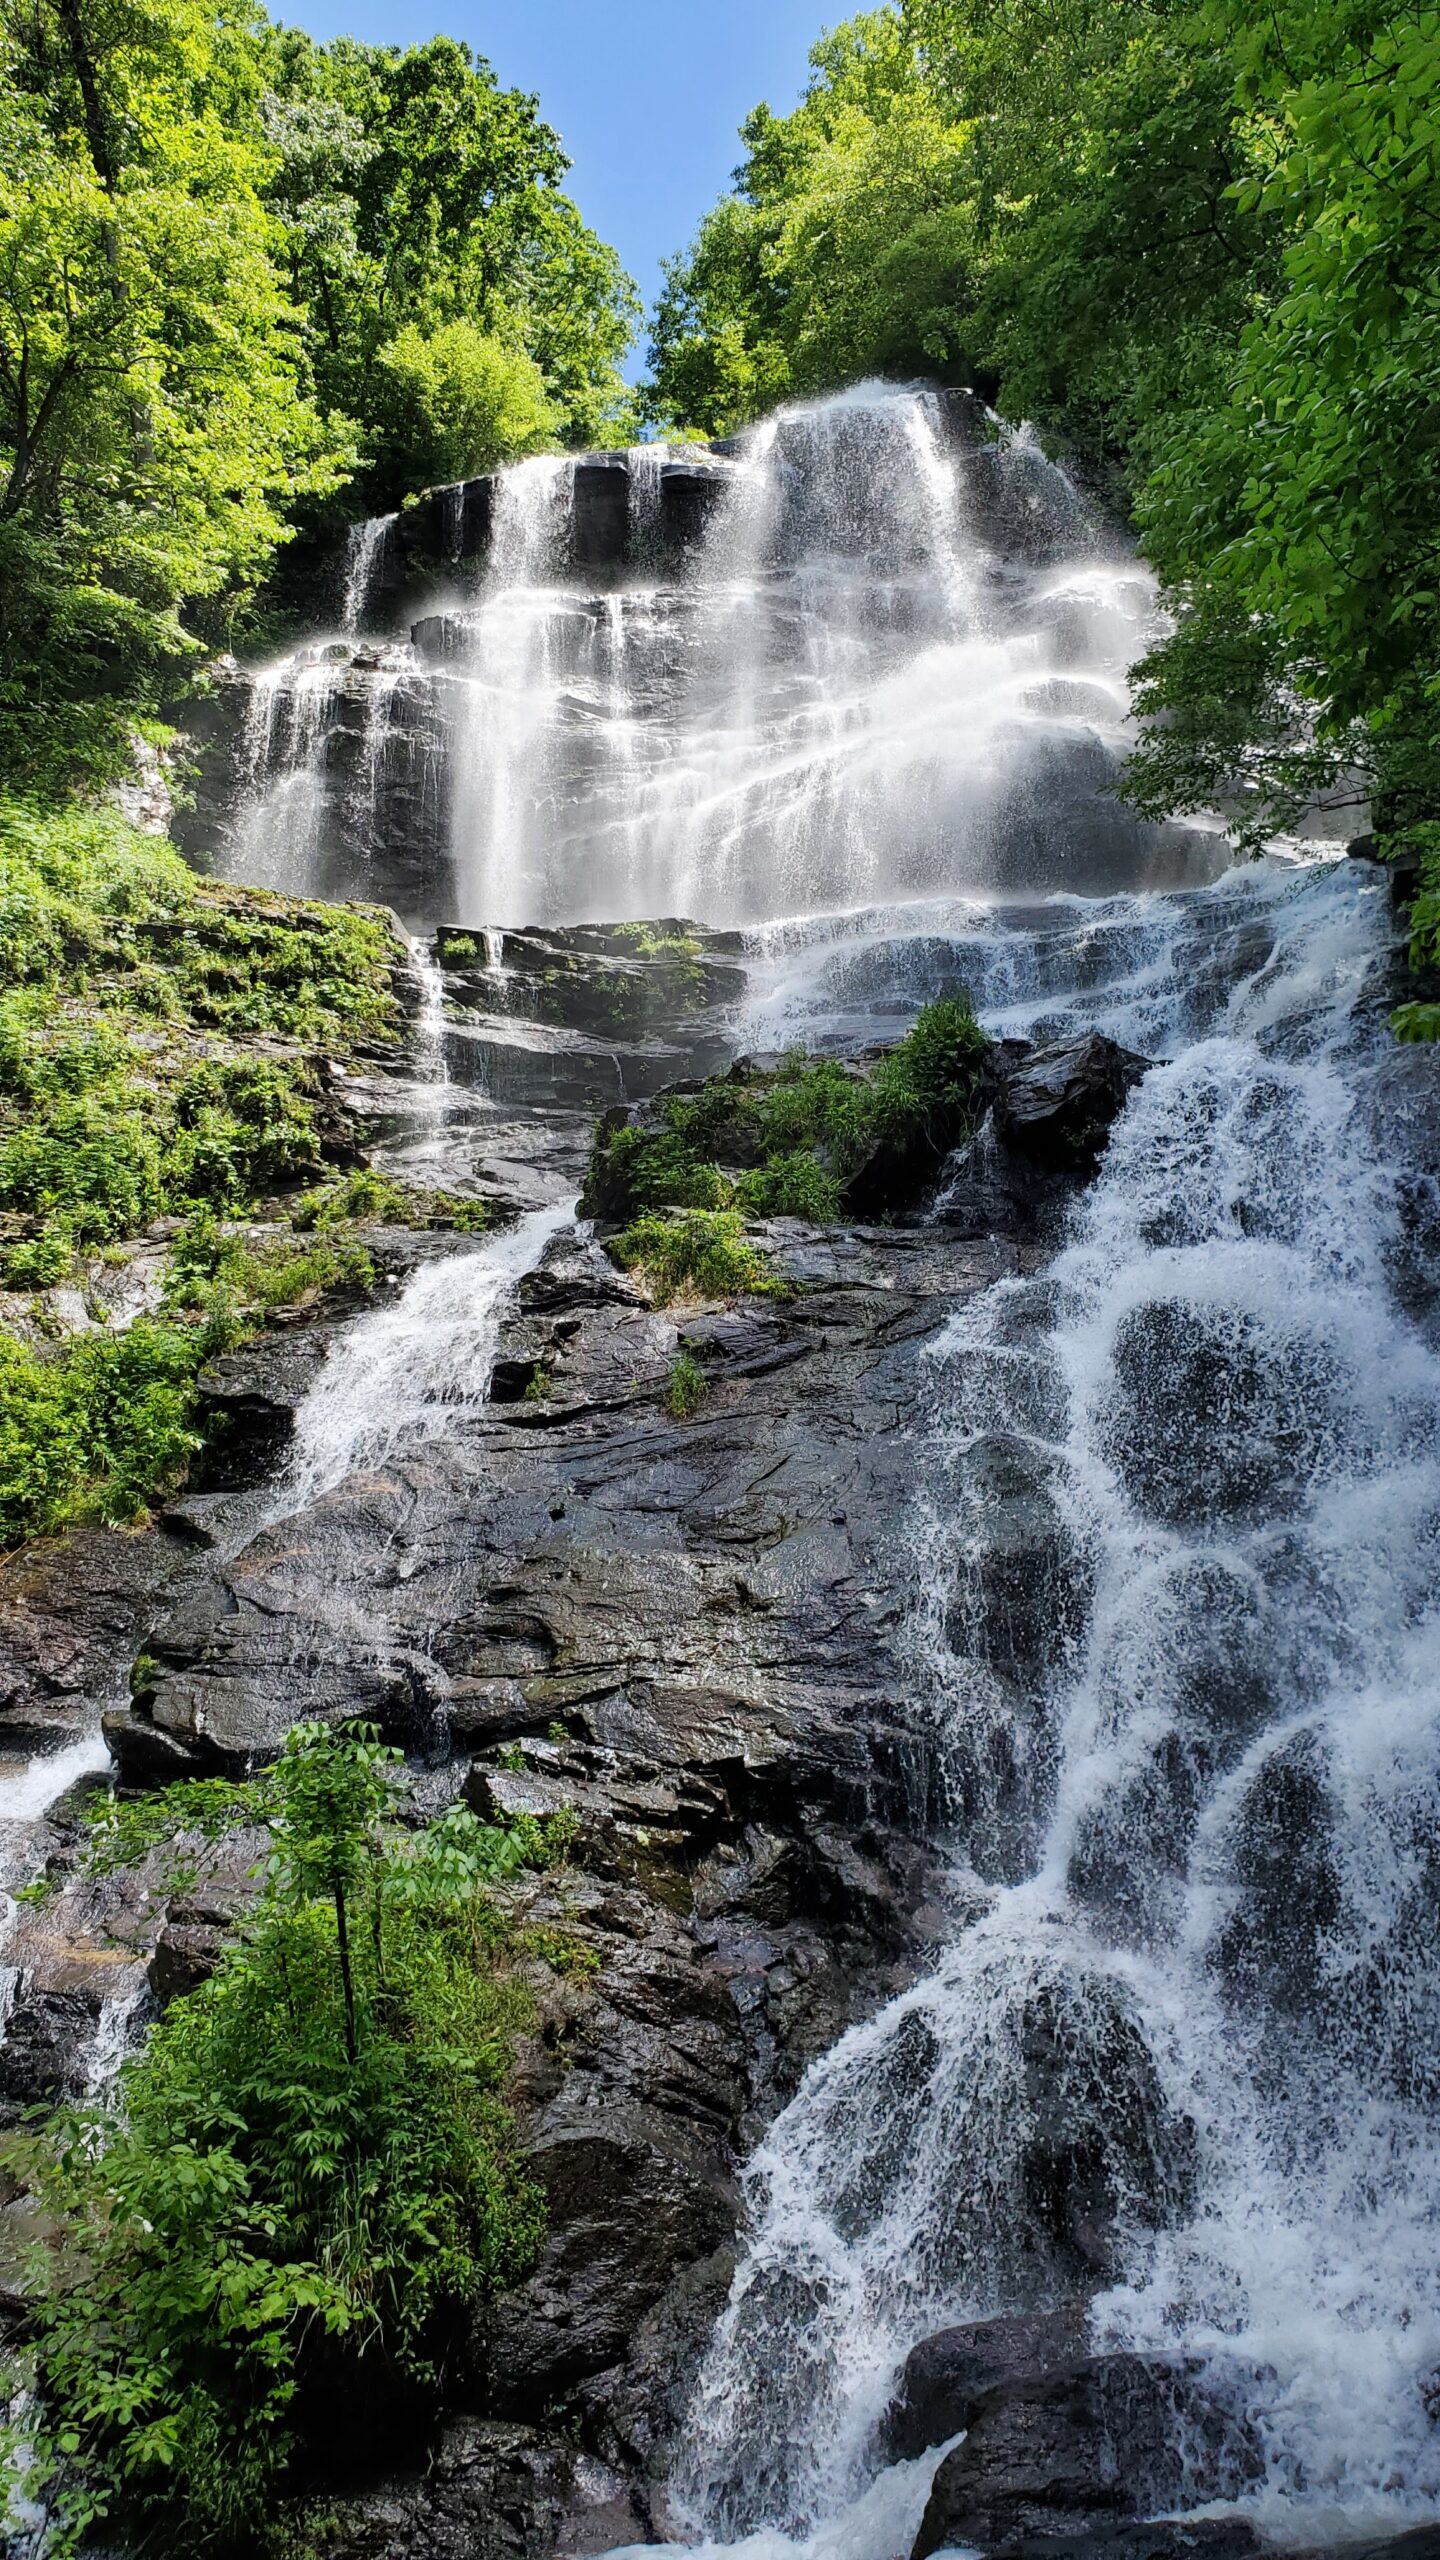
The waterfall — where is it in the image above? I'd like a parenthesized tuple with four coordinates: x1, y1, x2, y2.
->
(215, 384, 1225, 927)
(276, 1196, 577, 1517)
(341, 512, 397, 633)
(598, 854, 1440, 2557)
(445, 383, 1201, 929)
(228, 652, 346, 891)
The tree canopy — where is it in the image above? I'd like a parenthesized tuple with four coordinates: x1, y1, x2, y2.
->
(0, 0, 636, 792)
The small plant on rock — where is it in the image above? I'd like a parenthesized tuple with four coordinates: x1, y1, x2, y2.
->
(665, 1349, 709, 1417)
(613, 1207, 782, 1304)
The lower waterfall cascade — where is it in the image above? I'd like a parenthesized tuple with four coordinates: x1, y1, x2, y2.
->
(3, 382, 1437, 2560)
(617, 855, 1440, 2557)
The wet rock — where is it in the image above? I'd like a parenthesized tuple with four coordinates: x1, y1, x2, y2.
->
(574, 457, 629, 569)
(949, 1434, 1094, 1683)
(660, 455, 731, 550)
(910, 2353, 1261, 2559)
(1099, 1296, 1340, 1527)
(992, 1034, 1148, 1170)
(1015, 1977, 1196, 2284)
(990, 2523, 1262, 2560)
(1213, 1730, 1342, 2019)
(474, 1873, 746, 2409)
(306, 2415, 645, 2560)
(0, 1526, 186, 1726)
(888, 2304, 1092, 2458)
(438, 919, 746, 1046)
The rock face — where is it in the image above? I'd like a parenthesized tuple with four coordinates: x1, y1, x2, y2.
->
(0, 906, 1182, 2553)
(910, 2348, 1262, 2560)
(992, 1033, 1149, 1170)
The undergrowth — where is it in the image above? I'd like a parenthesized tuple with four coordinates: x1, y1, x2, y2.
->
(10, 1724, 579, 2556)
(587, 1000, 989, 1300)
(0, 798, 474, 1550)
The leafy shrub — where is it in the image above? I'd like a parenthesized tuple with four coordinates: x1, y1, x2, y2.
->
(612, 1207, 781, 1303)
(294, 1168, 488, 1234)
(18, 1726, 572, 2553)
(585, 1002, 989, 1235)
(0, 1323, 205, 1545)
(737, 1149, 842, 1220)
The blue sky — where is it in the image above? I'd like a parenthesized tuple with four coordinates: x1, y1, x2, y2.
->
(276, 0, 826, 377)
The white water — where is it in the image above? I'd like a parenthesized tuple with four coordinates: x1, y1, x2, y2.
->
(341, 512, 396, 633)
(278, 1196, 577, 1515)
(223, 384, 1222, 930)
(633, 856, 1440, 2554)
(446, 383, 1211, 928)
(0, 1730, 109, 1826)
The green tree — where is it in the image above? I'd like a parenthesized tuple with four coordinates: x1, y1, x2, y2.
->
(17, 1725, 564, 2552)
(0, 0, 350, 792)
(370, 318, 556, 488)
(260, 28, 638, 493)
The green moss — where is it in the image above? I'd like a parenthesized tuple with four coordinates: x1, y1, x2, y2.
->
(736, 1149, 843, 1220)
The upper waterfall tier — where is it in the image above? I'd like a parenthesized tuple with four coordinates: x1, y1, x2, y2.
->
(189, 383, 1232, 932)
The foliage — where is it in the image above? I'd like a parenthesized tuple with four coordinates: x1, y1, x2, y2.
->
(0, 0, 635, 792)
(370, 320, 556, 490)
(665, 1349, 709, 1419)
(0, 1319, 205, 1544)
(293, 1165, 488, 1234)
(612, 1208, 783, 1306)
(17, 1724, 574, 2553)
(0, 0, 352, 792)
(259, 28, 638, 491)
(585, 1001, 989, 1237)
(0, 798, 405, 1548)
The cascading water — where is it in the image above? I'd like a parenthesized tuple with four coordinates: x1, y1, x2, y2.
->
(213, 383, 1224, 928)
(602, 856, 1440, 2559)
(341, 511, 397, 633)
(188, 380, 1440, 2557)
(445, 384, 1215, 928)
(276, 1196, 577, 1519)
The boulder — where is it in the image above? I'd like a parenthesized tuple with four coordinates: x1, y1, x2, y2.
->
(303, 2415, 644, 2560)
(888, 2304, 1092, 2459)
(993, 1035, 1148, 1169)
(910, 2352, 1261, 2559)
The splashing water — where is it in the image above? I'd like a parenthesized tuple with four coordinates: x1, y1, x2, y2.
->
(634, 855, 1440, 2555)
(277, 1197, 577, 1517)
